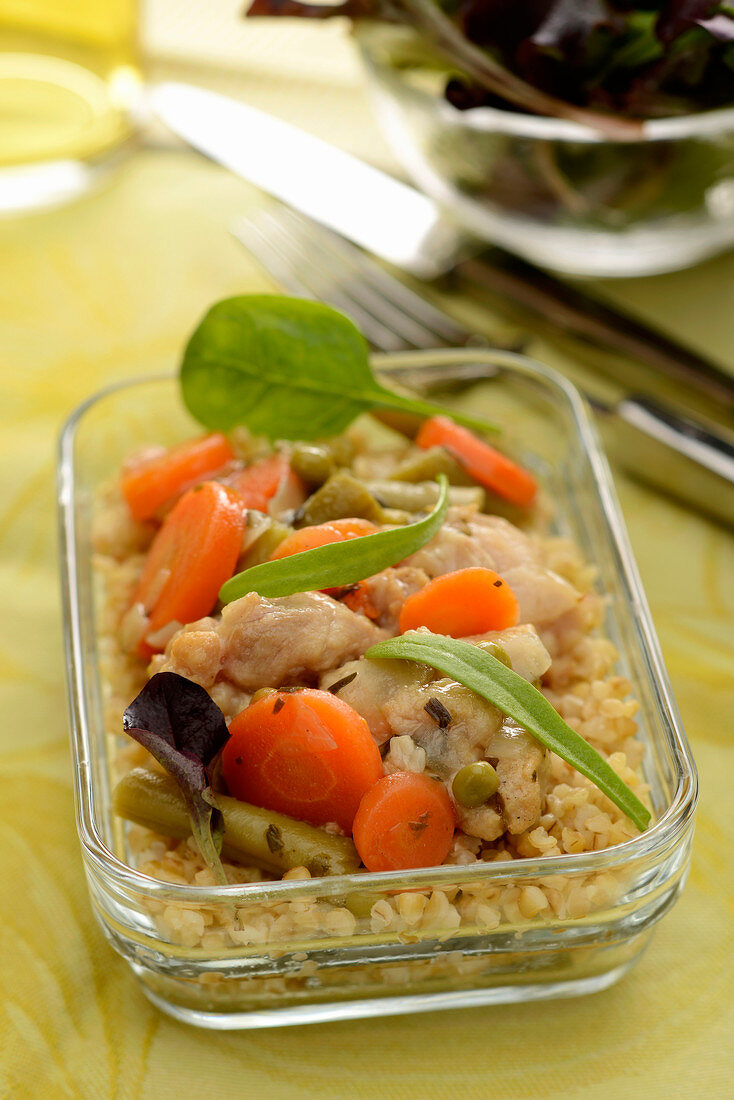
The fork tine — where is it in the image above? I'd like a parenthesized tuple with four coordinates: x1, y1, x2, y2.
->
(233, 218, 318, 301)
(233, 213, 409, 353)
(276, 208, 466, 349)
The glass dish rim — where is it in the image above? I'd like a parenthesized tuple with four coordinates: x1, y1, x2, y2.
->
(355, 25, 734, 145)
(58, 347, 698, 906)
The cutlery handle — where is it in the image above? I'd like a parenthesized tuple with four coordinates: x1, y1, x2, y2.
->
(606, 395, 734, 526)
(457, 253, 734, 417)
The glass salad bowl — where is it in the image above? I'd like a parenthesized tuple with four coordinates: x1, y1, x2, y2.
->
(58, 348, 697, 1029)
(356, 23, 734, 277)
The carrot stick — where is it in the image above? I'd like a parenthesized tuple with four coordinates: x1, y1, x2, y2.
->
(133, 481, 245, 652)
(416, 416, 536, 508)
(229, 453, 303, 513)
(121, 433, 234, 522)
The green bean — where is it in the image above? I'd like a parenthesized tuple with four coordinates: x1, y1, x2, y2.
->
(297, 472, 385, 526)
(326, 436, 356, 468)
(390, 446, 477, 488)
(452, 761, 500, 808)
(240, 520, 292, 569)
(290, 443, 335, 489)
(114, 768, 361, 877)
(365, 479, 484, 513)
(476, 641, 512, 668)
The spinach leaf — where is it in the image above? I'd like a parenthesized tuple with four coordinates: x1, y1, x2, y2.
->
(220, 474, 449, 603)
(180, 295, 496, 439)
(123, 672, 231, 883)
(366, 631, 651, 831)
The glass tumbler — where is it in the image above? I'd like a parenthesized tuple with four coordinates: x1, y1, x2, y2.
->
(0, 0, 141, 212)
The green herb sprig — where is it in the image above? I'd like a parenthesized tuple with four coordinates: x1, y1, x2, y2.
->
(219, 475, 449, 604)
(366, 631, 651, 832)
(181, 296, 496, 440)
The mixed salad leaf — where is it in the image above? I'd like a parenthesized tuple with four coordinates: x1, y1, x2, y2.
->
(247, 0, 734, 125)
(123, 672, 231, 883)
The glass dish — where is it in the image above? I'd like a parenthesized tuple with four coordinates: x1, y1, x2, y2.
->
(356, 23, 734, 277)
(58, 348, 697, 1029)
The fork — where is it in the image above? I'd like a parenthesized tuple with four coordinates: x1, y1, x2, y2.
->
(231, 206, 734, 526)
(231, 206, 497, 357)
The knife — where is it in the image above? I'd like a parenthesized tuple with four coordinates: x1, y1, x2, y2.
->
(149, 81, 734, 524)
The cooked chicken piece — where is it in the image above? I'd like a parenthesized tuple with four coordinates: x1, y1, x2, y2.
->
(383, 678, 504, 778)
(405, 514, 580, 626)
(157, 591, 385, 695)
(464, 624, 552, 682)
(320, 658, 431, 745)
(404, 526, 493, 577)
(468, 516, 580, 623)
(163, 626, 221, 688)
(464, 514, 538, 573)
(501, 564, 579, 625)
(380, 675, 547, 838)
(485, 719, 548, 835)
(359, 566, 429, 632)
(454, 803, 504, 843)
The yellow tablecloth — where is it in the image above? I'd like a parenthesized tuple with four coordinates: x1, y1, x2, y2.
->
(2, 25, 734, 1099)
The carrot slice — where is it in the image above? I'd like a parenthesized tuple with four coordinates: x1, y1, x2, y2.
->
(121, 433, 234, 522)
(398, 567, 520, 637)
(415, 416, 537, 508)
(341, 581, 379, 619)
(222, 689, 384, 833)
(270, 518, 379, 561)
(270, 518, 380, 599)
(133, 481, 245, 652)
(352, 772, 455, 872)
(229, 453, 303, 513)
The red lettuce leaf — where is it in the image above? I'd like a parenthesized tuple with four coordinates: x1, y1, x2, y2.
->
(123, 672, 231, 883)
(656, 0, 717, 45)
(245, 0, 734, 119)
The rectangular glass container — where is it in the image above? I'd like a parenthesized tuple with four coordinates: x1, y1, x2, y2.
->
(58, 349, 697, 1029)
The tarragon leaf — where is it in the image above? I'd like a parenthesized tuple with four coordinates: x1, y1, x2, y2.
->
(220, 474, 449, 603)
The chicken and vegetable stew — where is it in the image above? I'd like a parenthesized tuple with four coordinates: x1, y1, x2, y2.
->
(97, 296, 650, 916)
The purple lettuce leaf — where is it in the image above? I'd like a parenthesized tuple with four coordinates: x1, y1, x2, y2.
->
(123, 672, 231, 884)
(656, 0, 718, 45)
(245, 0, 734, 118)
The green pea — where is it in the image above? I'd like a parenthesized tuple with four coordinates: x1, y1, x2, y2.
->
(477, 641, 512, 668)
(290, 444, 335, 489)
(452, 761, 500, 808)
